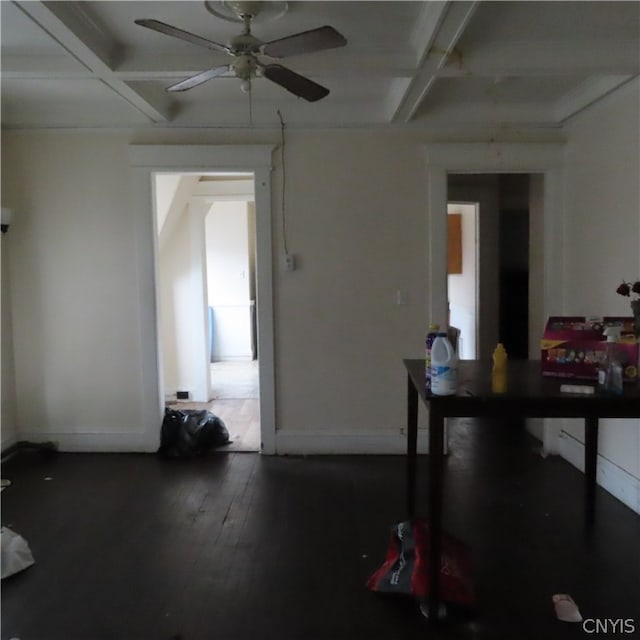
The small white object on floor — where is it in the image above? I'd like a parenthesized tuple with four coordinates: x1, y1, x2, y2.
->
(552, 593, 583, 622)
(419, 601, 447, 620)
(1, 527, 35, 579)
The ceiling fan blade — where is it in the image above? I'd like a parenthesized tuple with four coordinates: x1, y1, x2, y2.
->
(135, 19, 229, 54)
(166, 65, 231, 92)
(261, 26, 347, 58)
(261, 64, 330, 102)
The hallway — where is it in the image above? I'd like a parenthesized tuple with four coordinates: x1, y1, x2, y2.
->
(168, 360, 260, 452)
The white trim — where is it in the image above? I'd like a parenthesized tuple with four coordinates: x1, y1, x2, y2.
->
(129, 145, 277, 454)
(558, 430, 640, 514)
(17, 430, 152, 453)
(526, 418, 544, 443)
(0, 434, 19, 455)
(423, 142, 566, 455)
(129, 145, 274, 169)
(188, 201, 211, 402)
(276, 429, 430, 455)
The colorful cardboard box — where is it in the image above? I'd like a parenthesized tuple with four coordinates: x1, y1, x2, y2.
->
(541, 316, 639, 381)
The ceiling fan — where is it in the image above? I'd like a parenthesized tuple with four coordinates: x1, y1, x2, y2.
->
(135, 1, 347, 102)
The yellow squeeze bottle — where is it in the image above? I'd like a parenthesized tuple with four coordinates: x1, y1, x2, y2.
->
(492, 343, 508, 393)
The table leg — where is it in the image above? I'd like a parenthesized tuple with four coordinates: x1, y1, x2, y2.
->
(407, 373, 418, 517)
(584, 416, 599, 525)
(428, 410, 445, 622)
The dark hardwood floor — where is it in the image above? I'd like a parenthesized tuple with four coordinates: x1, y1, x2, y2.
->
(2, 420, 639, 640)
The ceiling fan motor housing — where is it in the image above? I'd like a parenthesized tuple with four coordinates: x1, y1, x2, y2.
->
(229, 32, 262, 55)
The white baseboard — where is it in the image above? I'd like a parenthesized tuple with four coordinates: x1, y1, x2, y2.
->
(1, 434, 19, 457)
(525, 417, 544, 443)
(558, 430, 640, 514)
(275, 429, 430, 455)
(16, 430, 157, 453)
(13, 426, 427, 455)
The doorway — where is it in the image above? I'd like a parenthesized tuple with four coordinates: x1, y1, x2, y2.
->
(447, 174, 531, 360)
(498, 174, 530, 359)
(129, 143, 276, 454)
(155, 173, 260, 451)
(425, 141, 565, 454)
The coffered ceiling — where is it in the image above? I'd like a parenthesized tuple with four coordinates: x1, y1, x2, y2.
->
(1, 1, 638, 130)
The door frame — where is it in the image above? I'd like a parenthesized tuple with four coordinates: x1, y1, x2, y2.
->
(424, 142, 565, 453)
(130, 145, 276, 453)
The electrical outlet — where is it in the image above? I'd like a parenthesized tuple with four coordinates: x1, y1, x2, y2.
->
(284, 253, 296, 272)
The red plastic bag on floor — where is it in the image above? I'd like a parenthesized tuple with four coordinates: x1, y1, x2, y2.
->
(366, 518, 475, 608)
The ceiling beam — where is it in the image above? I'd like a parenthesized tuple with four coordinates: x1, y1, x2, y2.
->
(454, 40, 640, 78)
(554, 75, 634, 122)
(408, 1, 450, 65)
(5, 41, 637, 82)
(13, 1, 172, 122)
(392, 1, 479, 124)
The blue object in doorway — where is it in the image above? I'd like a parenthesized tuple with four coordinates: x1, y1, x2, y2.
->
(209, 306, 215, 362)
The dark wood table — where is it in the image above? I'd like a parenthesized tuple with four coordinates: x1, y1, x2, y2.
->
(404, 358, 640, 622)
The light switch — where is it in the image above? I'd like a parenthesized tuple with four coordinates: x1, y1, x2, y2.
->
(396, 289, 408, 305)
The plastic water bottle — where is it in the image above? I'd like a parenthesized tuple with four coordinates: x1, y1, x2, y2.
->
(430, 332, 458, 395)
(598, 326, 623, 395)
(425, 323, 440, 390)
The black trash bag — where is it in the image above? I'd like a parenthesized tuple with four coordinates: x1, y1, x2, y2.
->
(158, 408, 230, 458)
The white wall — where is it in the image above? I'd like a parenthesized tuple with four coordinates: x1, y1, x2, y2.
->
(206, 200, 254, 361)
(559, 78, 640, 512)
(447, 204, 477, 359)
(1, 134, 147, 450)
(275, 132, 430, 441)
(206, 201, 251, 305)
(158, 198, 211, 403)
(1, 234, 18, 451)
(154, 174, 181, 236)
(158, 201, 190, 398)
(247, 201, 256, 300)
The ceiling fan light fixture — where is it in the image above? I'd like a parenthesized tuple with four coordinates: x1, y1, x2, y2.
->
(240, 78, 252, 93)
(233, 54, 257, 79)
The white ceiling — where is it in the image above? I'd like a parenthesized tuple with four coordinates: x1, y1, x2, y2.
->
(1, 0, 639, 130)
